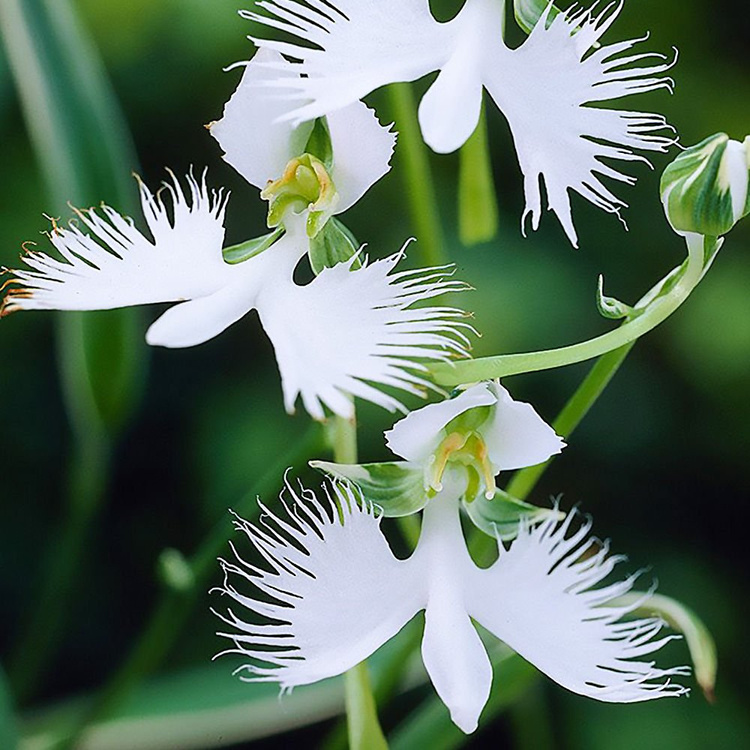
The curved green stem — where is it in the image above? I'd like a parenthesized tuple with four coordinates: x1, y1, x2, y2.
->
(334, 413, 389, 750)
(386, 83, 448, 268)
(432, 234, 707, 385)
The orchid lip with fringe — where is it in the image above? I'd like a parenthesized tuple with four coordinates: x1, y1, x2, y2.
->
(213, 477, 689, 735)
(1, 172, 474, 421)
(247, 0, 677, 246)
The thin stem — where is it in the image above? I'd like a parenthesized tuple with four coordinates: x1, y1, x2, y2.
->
(334, 412, 389, 750)
(432, 234, 707, 384)
(505, 342, 635, 500)
(59, 423, 324, 749)
(386, 83, 448, 268)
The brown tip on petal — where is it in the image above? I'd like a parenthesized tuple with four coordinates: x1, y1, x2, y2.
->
(205, 121, 216, 131)
(702, 685, 716, 704)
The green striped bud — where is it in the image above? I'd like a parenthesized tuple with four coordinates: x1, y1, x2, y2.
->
(661, 133, 750, 237)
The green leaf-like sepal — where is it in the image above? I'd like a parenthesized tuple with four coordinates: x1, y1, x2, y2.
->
(514, 0, 561, 33)
(304, 117, 334, 172)
(463, 489, 563, 542)
(613, 592, 717, 702)
(661, 133, 750, 237)
(222, 227, 284, 264)
(311, 460, 428, 517)
(308, 217, 361, 276)
(596, 275, 634, 321)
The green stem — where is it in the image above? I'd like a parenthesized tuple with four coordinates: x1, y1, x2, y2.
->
(505, 342, 634, 500)
(432, 233, 707, 385)
(458, 105, 499, 247)
(386, 83, 448, 268)
(59, 423, 324, 749)
(334, 413, 389, 750)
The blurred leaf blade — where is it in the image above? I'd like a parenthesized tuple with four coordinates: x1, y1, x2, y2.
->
(0, 666, 19, 750)
(0, 0, 145, 701)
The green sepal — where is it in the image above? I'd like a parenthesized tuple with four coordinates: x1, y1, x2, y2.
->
(514, 0, 562, 33)
(311, 460, 429, 517)
(222, 227, 284, 264)
(463, 489, 563, 542)
(304, 117, 334, 172)
(596, 275, 634, 321)
(661, 133, 750, 236)
(613, 591, 717, 702)
(308, 217, 361, 276)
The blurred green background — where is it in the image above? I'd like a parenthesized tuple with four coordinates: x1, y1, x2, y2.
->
(1, 0, 748, 748)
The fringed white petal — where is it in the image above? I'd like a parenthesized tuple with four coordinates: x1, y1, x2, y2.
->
(256, 246, 474, 420)
(209, 49, 313, 191)
(483, 2, 676, 246)
(385, 383, 496, 463)
(214, 479, 422, 688)
(244, 0, 451, 125)
(469, 511, 690, 702)
(1, 173, 231, 316)
(480, 382, 565, 472)
(327, 102, 396, 213)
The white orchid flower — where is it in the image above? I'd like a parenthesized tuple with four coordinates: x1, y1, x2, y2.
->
(312, 381, 566, 527)
(215, 474, 689, 735)
(385, 380, 566, 498)
(0, 50, 473, 420)
(246, 0, 676, 245)
(208, 48, 396, 235)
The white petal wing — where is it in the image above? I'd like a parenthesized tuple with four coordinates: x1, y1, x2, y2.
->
(469, 512, 690, 702)
(210, 49, 313, 191)
(2, 173, 232, 315)
(214, 480, 422, 688)
(245, 0, 451, 124)
(328, 102, 396, 213)
(385, 383, 497, 463)
(256, 249, 473, 420)
(480, 382, 565, 472)
(483, 3, 675, 246)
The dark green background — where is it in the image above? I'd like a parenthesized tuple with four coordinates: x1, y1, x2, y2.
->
(1, 1, 748, 747)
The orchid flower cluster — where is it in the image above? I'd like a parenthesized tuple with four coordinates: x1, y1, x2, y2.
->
(3, 0, 747, 741)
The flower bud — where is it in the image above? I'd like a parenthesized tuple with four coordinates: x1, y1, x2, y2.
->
(661, 133, 750, 236)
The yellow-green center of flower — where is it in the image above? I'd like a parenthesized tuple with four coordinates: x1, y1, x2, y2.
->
(261, 154, 339, 237)
(425, 403, 497, 500)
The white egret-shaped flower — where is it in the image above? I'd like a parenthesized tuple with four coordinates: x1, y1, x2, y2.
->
(215, 478, 689, 734)
(215, 387, 688, 733)
(247, 0, 676, 245)
(0, 50, 472, 420)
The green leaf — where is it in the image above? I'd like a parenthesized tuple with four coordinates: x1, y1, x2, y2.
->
(305, 117, 335, 171)
(0, 666, 19, 750)
(0, 0, 144, 702)
(311, 460, 429, 517)
(614, 592, 718, 702)
(0, 0, 145, 438)
(463, 489, 563, 541)
(514, 0, 561, 34)
(458, 106, 498, 247)
(223, 227, 284, 264)
(308, 217, 362, 276)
